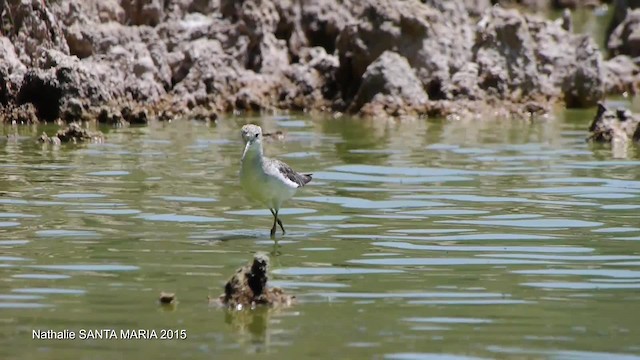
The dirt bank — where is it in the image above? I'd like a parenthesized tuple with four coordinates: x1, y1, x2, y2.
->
(0, 0, 638, 124)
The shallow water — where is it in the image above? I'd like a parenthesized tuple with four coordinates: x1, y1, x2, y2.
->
(1, 109, 640, 359)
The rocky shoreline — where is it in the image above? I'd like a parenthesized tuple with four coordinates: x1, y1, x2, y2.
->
(1, 0, 639, 125)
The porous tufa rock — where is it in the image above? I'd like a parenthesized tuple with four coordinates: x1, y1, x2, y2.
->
(218, 253, 294, 309)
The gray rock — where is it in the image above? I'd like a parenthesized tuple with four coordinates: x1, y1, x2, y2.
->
(603, 55, 640, 95)
(609, 0, 640, 40)
(11, 0, 70, 65)
(608, 9, 640, 58)
(281, 47, 339, 111)
(0, 0, 630, 122)
(336, 0, 473, 101)
(300, 0, 354, 53)
(455, 0, 492, 17)
(563, 35, 604, 107)
(121, 0, 164, 27)
(473, 7, 540, 101)
(63, 23, 171, 102)
(449, 62, 482, 99)
(0, 37, 27, 106)
(16, 49, 113, 121)
(50, 0, 125, 26)
(351, 51, 428, 115)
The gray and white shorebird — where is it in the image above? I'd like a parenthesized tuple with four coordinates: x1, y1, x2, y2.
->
(239, 124, 312, 238)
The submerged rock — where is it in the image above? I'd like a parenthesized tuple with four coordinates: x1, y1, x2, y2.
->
(38, 123, 104, 144)
(159, 292, 176, 305)
(587, 103, 640, 143)
(218, 253, 294, 310)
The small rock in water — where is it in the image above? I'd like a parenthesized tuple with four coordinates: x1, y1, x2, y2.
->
(217, 253, 294, 309)
(38, 123, 104, 144)
(159, 292, 176, 305)
(587, 102, 640, 143)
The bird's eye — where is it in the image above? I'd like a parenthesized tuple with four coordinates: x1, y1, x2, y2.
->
(255, 133, 259, 138)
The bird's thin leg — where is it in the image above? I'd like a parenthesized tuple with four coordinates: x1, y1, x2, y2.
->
(269, 209, 277, 238)
(277, 218, 285, 235)
(271, 208, 285, 234)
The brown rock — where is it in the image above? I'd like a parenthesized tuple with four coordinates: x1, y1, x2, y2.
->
(587, 102, 640, 143)
(219, 253, 294, 309)
(159, 292, 176, 304)
(1, 103, 39, 125)
(39, 123, 104, 144)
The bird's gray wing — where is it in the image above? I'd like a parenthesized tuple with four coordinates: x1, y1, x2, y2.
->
(274, 160, 312, 187)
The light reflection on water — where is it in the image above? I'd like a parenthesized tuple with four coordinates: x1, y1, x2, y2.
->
(1, 112, 640, 359)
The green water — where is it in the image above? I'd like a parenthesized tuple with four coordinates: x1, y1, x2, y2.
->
(1, 109, 640, 360)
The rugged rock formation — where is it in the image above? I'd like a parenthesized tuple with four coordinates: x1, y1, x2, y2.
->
(0, 0, 634, 123)
(17, 49, 114, 121)
(498, 0, 604, 10)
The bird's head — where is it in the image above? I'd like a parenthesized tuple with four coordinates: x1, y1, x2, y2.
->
(241, 124, 263, 158)
(241, 124, 263, 144)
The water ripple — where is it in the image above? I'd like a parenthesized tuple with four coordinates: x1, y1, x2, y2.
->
(29, 264, 139, 272)
(512, 269, 640, 278)
(348, 258, 560, 266)
(440, 219, 602, 229)
(273, 267, 403, 276)
(373, 241, 592, 253)
(137, 213, 231, 222)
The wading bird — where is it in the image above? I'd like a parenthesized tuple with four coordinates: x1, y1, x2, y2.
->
(239, 124, 312, 238)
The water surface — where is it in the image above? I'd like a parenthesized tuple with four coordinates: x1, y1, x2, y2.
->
(1, 110, 640, 359)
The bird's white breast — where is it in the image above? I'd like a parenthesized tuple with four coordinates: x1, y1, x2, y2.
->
(240, 157, 296, 209)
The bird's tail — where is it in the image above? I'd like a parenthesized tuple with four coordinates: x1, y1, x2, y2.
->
(302, 174, 312, 185)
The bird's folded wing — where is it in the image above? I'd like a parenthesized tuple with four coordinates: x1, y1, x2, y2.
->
(274, 160, 312, 187)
